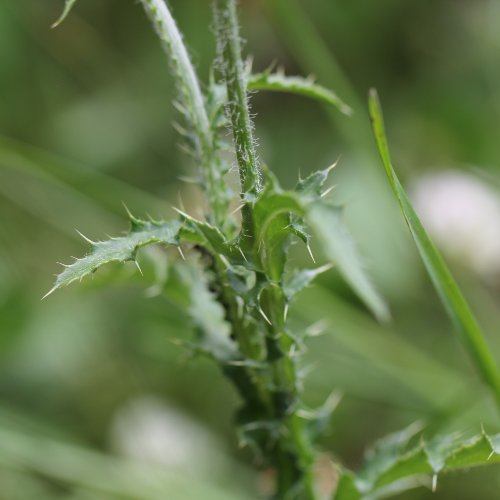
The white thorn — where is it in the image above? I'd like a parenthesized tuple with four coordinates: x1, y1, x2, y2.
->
(432, 474, 437, 493)
(172, 121, 188, 136)
(238, 247, 248, 262)
(488, 450, 495, 460)
(134, 260, 143, 276)
(326, 156, 341, 174)
(306, 243, 316, 263)
(75, 229, 95, 245)
(41, 286, 57, 300)
(171, 206, 191, 219)
(122, 201, 134, 219)
(320, 185, 336, 198)
(284, 303, 289, 322)
(231, 203, 245, 215)
(177, 246, 186, 261)
(259, 307, 272, 326)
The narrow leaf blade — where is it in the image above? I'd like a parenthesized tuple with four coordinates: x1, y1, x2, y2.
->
(307, 202, 389, 322)
(368, 88, 500, 406)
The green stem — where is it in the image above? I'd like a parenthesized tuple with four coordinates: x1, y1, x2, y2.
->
(215, 0, 261, 195)
(139, 0, 228, 228)
(263, 288, 317, 500)
(214, 2, 317, 497)
(215, 0, 262, 244)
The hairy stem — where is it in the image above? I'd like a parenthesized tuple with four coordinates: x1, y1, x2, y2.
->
(139, 0, 229, 228)
(215, 0, 262, 244)
(215, 2, 317, 498)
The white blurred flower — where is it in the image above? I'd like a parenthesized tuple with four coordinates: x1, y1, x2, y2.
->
(412, 170, 500, 278)
(110, 395, 221, 472)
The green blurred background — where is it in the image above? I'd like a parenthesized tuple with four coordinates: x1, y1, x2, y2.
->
(1, 0, 500, 498)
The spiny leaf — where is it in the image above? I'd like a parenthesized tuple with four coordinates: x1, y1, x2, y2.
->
(335, 426, 500, 499)
(248, 71, 352, 116)
(174, 208, 241, 261)
(252, 174, 387, 320)
(45, 218, 182, 297)
(52, 0, 78, 28)
(356, 422, 424, 490)
(282, 264, 333, 301)
(368, 88, 500, 405)
(295, 161, 338, 198)
(307, 203, 390, 322)
(253, 188, 303, 279)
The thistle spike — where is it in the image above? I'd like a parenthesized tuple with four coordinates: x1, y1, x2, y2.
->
(231, 203, 245, 215)
(259, 307, 272, 326)
(41, 286, 57, 301)
(238, 247, 248, 262)
(306, 242, 316, 263)
(177, 246, 186, 261)
(134, 260, 144, 276)
(75, 229, 95, 245)
(321, 185, 336, 198)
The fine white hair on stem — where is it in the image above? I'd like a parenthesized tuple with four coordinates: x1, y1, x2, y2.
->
(139, 0, 229, 227)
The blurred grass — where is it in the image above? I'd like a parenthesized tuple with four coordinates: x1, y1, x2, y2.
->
(1, 0, 500, 498)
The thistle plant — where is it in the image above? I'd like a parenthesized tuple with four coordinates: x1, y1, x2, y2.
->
(48, 1, 500, 499)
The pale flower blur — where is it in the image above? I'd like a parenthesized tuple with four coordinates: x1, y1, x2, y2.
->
(110, 395, 223, 472)
(412, 170, 500, 279)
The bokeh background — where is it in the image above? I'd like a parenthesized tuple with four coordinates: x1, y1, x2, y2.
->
(1, 0, 500, 498)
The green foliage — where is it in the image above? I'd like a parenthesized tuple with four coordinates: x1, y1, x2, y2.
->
(306, 203, 389, 322)
(45, 1, 500, 499)
(369, 89, 500, 407)
(248, 71, 353, 116)
(0, 421, 250, 500)
(44, 217, 182, 298)
(334, 424, 500, 499)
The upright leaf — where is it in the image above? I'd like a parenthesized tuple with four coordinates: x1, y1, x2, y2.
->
(368, 88, 500, 406)
(307, 203, 389, 322)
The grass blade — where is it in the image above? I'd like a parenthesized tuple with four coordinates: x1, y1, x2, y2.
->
(368, 88, 500, 407)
